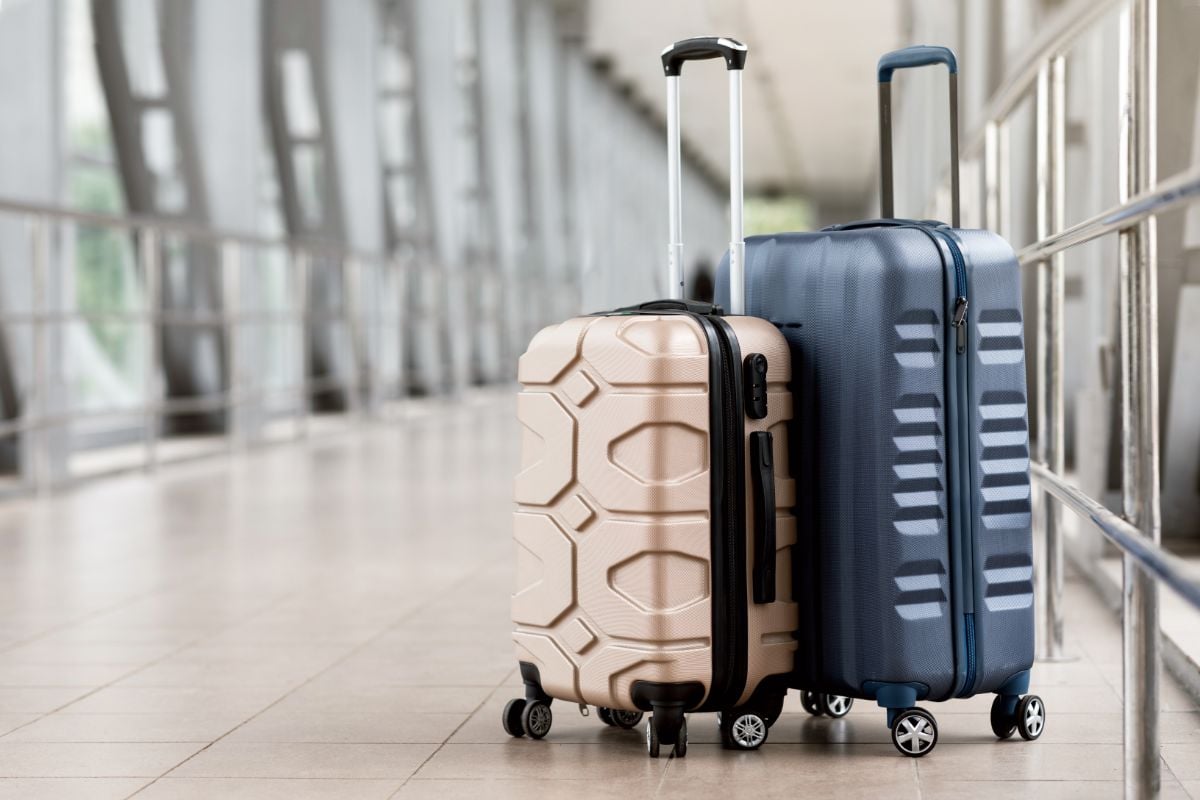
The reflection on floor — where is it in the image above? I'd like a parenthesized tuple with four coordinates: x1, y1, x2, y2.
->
(0, 393, 1195, 799)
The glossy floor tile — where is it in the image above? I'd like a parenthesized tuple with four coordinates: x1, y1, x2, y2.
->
(0, 393, 1193, 799)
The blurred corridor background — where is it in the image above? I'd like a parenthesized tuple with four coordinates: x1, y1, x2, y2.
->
(0, 0, 1197, 797)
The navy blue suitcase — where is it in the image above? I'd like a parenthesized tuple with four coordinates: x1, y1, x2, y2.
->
(716, 47, 1044, 757)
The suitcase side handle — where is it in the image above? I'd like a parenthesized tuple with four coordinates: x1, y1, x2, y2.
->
(664, 37, 747, 313)
(877, 45, 960, 227)
(749, 430, 776, 604)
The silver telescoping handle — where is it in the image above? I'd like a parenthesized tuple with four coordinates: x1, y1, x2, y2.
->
(661, 37, 748, 313)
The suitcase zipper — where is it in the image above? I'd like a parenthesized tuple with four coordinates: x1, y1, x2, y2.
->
(705, 315, 748, 711)
(932, 230, 979, 698)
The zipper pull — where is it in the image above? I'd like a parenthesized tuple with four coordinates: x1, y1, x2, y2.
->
(953, 296, 969, 354)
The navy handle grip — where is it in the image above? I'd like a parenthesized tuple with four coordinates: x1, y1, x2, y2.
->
(878, 45, 958, 83)
(661, 36, 747, 77)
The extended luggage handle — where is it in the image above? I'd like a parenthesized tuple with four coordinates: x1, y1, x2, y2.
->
(877, 45, 960, 228)
(662, 37, 747, 313)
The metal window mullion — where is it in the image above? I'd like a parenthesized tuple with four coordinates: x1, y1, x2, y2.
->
(140, 228, 161, 470)
(1034, 54, 1068, 662)
(222, 240, 244, 450)
(983, 120, 1001, 232)
(293, 248, 311, 439)
(1117, 1, 1161, 797)
(28, 217, 51, 493)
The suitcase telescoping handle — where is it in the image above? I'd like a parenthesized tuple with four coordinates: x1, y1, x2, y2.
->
(661, 36, 748, 313)
(877, 45, 960, 227)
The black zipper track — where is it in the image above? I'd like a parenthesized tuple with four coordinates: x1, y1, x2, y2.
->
(932, 230, 980, 698)
(700, 315, 747, 711)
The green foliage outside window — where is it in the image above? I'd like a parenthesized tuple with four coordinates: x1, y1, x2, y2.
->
(68, 124, 136, 374)
(744, 196, 812, 237)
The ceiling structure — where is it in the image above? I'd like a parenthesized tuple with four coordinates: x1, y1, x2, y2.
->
(581, 0, 903, 205)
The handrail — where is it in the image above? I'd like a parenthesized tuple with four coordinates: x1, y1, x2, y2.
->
(1032, 463, 1200, 610)
(928, 1, 1174, 797)
(0, 195, 389, 263)
(1016, 166, 1200, 264)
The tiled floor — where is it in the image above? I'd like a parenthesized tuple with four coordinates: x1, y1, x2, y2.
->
(0, 392, 1195, 798)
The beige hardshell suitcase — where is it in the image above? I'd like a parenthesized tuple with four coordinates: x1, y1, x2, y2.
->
(503, 37, 798, 758)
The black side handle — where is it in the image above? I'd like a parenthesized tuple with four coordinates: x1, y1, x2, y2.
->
(614, 299, 724, 316)
(661, 36, 747, 77)
(749, 431, 776, 604)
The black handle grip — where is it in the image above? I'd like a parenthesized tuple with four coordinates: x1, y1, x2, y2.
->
(615, 299, 724, 316)
(749, 431, 776, 604)
(661, 36, 747, 77)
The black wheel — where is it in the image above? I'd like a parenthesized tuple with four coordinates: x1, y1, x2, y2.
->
(610, 709, 644, 729)
(502, 698, 526, 737)
(800, 690, 822, 716)
(597, 707, 614, 727)
(722, 711, 769, 750)
(645, 717, 660, 758)
(891, 708, 938, 757)
(521, 700, 553, 740)
(1016, 695, 1045, 741)
(672, 717, 688, 758)
(819, 694, 853, 718)
(990, 695, 1016, 740)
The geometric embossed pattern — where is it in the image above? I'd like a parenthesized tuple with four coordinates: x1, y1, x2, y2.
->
(976, 308, 1025, 365)
(560, 494, 595, 531)
(893, 558, 948, 620)
(512, 314, 798, 709)
(892, 393, 945, 537)
(982, 552, 1034, 611)
(893, 309, 940, 368)
(978, 389, 1032, 531)
(562, 370, 597, 407)
(513, 392, 574, 506)
(610, 423, 708, 484)
(511, 513, 574, 628)
(610, 551, 709, 613)
(561, 618, 597, 654)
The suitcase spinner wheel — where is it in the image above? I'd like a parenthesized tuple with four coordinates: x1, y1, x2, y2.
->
(719, 711, 769, 750)
(645, 714, 687, 758)
(890, 708, 938, 757)
(521, 700, 553, 740)
(1017, 695, 1046, 740)
(991, 694, 1045, 741)
(818, 694, 853, 718)
(989, 693, 1046, 741)
(800, 691, 853, 718)
(501, 698, 526, 738)
(597, 707, 644, 729)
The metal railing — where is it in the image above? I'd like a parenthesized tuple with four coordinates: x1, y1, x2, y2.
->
(934, 0, 1200, 796)
(1, 196, 444, 493)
